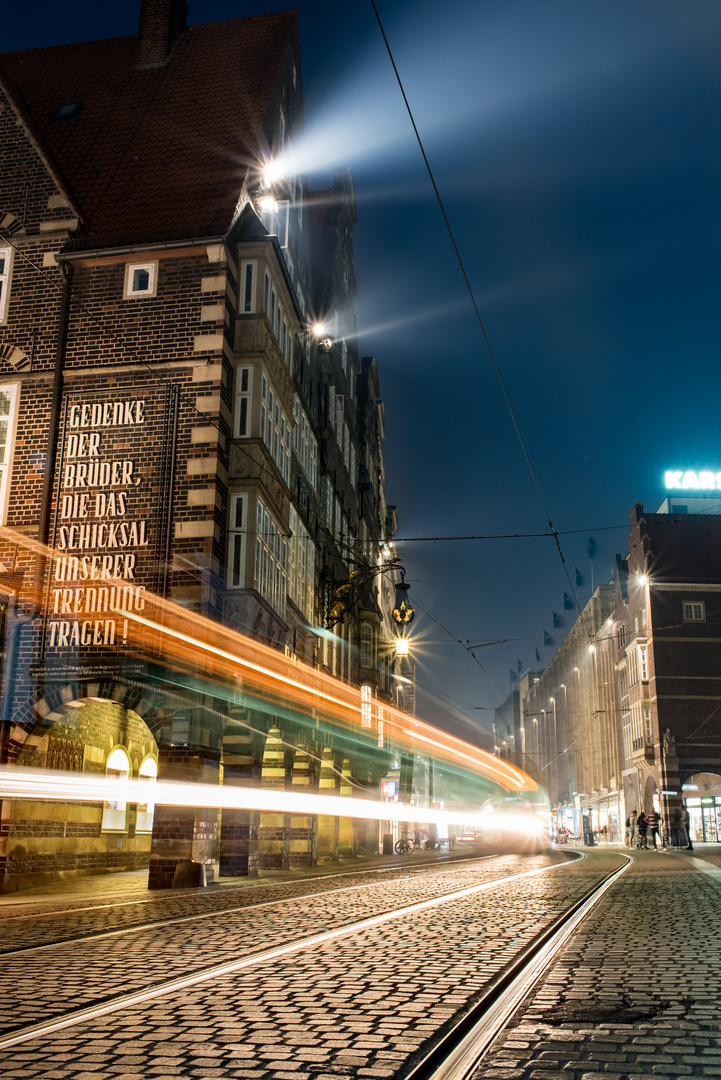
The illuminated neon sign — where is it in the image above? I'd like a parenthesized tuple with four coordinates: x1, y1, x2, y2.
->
(665, 470, 721, 491)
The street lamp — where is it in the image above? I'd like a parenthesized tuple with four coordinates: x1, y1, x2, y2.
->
(391, 567, 415, 636)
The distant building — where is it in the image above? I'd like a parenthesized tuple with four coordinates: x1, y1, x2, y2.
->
(521, 587, 621, 840)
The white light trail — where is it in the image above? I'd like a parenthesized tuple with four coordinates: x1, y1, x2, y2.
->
(0, 768, 543, 837)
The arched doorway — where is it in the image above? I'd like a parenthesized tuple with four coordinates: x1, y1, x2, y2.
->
(6, 696, 159, 893)
(681, 772, 721, 843)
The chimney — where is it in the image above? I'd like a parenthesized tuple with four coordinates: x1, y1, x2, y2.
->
(137, 0, 187, 67)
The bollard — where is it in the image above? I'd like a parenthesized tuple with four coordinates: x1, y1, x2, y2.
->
(382, 833, 394, 855)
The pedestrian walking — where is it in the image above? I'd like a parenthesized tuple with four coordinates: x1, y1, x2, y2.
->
(646, 808, 662, 850)
(626, 810, 638, 847)
(680, 803, 693, 850)
(637, 811, 649, 848)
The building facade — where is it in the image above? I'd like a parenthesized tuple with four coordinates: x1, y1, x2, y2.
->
(0, 1, 411, 892)
(613, 501, 721, 842)
(520, 586, 622, 840)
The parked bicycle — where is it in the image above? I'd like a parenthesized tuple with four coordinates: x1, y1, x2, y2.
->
(394, 834, 415, 854)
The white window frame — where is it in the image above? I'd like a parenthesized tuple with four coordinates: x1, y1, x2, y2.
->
(0, 383, 19, 525)
(135, 756, 158, 833)
(102, 746, 131, 832)
(0, 245, 13, 324)
(254, 496, 287, 616)
(124, 261, 158, 299)
(228, 493, 248, 588)
(683, 600, 705, 622)
(638, 643, 648, 681)
(239, 260, 257, 313)
(235, 365, 252, 438)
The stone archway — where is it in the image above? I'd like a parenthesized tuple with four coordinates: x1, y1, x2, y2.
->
(4, 695, 159, 893)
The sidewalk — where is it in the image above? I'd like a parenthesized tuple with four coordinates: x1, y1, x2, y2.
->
(0, 842, 477, 909)
(474, 846, 721, 1079)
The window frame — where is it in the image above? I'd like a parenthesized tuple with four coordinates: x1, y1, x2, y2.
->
(123, 261, 158, 299)
(235, 365, 252, 438)
(228, 492, 248, 588)
(0, 245, 13, 324)
(0, 382, 20, 525)
(239, 260, 257, 313)
(101, 746, 131, 832)
(683, 600, 706, 623)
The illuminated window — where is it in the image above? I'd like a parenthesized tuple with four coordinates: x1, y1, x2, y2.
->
(135, 756, 158, 833)
(124, 261, 157, 299)
(235, 366, 252, 437)
(361, 683, 372, 728)
(0, 246, 13, 323)
(638, 643, 648, 681)
(102, 747, 130, 832)
(0, 383, 19, 523)
(683, 601, 705, 622)
(228, 493, 247, 588)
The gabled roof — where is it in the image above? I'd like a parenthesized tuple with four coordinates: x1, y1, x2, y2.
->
(0, 11, 297, 247)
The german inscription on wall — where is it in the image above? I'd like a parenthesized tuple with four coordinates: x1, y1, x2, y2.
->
(47, 393, 158, 660)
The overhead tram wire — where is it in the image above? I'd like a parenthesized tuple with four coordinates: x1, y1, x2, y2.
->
(369, 0, 593, 643)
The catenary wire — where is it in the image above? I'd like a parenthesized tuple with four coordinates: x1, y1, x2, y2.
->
(370, 0, 595, 643)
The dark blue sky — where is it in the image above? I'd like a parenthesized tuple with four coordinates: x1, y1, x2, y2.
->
(6, 1, 721, 736)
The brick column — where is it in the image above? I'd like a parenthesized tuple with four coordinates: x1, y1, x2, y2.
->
(290, 744, 313, 868)
(148, 745, 220, 889)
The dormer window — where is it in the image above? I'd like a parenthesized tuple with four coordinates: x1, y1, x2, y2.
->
(51, 101, 83, 122)
(124, 261, 158, 299)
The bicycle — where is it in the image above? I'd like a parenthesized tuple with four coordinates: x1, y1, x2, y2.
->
(394, 835, 415, 855)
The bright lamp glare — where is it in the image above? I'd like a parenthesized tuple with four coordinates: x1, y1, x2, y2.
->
(395, 637, 410, 657)
(262, 160, 283, 188)
(312, 322, 326, 337)
(259, 195, 277, 213)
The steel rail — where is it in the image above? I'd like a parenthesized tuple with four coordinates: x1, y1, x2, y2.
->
(0, 852, 481, 922)
(0, 855, 579, 1050)
(0, 855, 503, 955)
(405, 851, 632, 1080)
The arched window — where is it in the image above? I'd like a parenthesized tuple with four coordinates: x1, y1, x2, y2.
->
(101, 746, 130, 832)
(360, 623, 374, 669)
(135, 756, 158, 833)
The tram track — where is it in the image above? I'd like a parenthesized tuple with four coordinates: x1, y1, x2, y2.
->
(0, 856, 503, 956)
(407, 851, 632, 1080)
(0, 851, 611, 1055)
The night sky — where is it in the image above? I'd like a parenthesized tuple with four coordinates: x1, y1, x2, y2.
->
(5, 1, 721, 739)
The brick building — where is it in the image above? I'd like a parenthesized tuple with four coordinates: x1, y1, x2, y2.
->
(0, 1, 411, 891)
(614, 502, 721, 842)
(512, 500, 721, 845)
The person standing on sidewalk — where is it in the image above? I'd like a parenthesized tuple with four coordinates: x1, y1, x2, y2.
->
(637, 810, 648, 848)
(670, 806, 682, 847)
(646, 807, 662, 850)
(626, 810, 638, 847)
(680, 803, 693, 850)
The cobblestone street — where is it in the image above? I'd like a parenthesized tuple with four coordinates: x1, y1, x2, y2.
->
(473, 847, 721, 1080)
(2, 847, 720, 1079)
